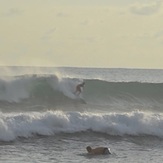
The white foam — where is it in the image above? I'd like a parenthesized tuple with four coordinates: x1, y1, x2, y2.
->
(58, 78, 84, 99)
(1, 110, 163, 141)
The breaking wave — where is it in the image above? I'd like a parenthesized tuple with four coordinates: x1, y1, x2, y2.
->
(1, 110, 163, 141)
(0, 75, 162, 105)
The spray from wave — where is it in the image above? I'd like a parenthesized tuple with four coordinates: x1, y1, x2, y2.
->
(1, 110, 163, 141)
(0, 75, 83, 102)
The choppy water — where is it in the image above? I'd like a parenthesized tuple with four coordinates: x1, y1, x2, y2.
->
(0, 67, 163, 163)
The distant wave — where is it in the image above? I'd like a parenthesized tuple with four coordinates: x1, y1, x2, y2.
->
(1, 110, 163, 141)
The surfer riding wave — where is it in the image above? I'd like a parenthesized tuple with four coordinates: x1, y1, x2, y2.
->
(74, 81, 85, 96)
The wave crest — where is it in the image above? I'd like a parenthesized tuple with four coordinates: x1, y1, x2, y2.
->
(1, 110, 163, 141)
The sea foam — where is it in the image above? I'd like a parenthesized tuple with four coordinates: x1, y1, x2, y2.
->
(0, 110, 163, 141)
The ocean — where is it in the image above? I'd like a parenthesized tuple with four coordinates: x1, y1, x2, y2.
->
(0, 66, 163, 163)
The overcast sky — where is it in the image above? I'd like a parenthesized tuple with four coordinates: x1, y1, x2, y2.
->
(0, 0, 163, 68)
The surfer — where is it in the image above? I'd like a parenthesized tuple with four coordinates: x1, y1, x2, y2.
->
(86, 146, 111, 155)
(74, 81, 85, 95)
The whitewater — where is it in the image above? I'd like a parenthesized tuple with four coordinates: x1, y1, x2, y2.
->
(0, 67, 163, 163)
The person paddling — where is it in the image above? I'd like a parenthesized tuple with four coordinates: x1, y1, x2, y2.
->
(86, 146, 111, 155)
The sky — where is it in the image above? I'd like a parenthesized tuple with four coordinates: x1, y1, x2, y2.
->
(0, 0, 163, 69)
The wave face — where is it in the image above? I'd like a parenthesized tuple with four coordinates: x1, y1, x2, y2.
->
(0, 74, 163, 111)
(84, 79, 163, 101)
(0, 75, 163, 107)
(1, 110, 163, 141)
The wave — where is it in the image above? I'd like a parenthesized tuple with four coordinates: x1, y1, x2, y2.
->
(0, 75, 83, 102)
(0, 110, 163, 141)
(85, 79, 163, 100)
(0, 75, 163, 110)
(0, 75, 162, 105)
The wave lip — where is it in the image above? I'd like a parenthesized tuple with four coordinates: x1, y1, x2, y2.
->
(1, 111, 163, 141)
